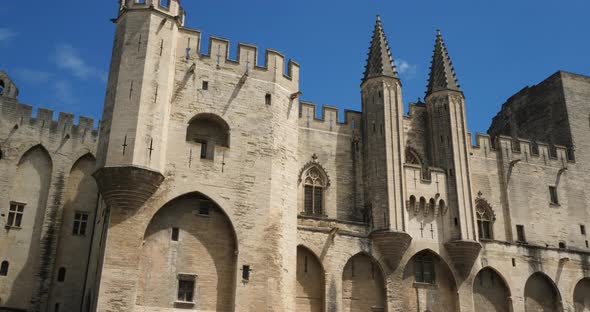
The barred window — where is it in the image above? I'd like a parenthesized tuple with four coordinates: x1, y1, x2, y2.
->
(73, 212, 89, 236)
(7, 202, 25, 228)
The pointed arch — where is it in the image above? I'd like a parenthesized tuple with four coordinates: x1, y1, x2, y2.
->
(401, 249, 459, 312)
(296, 245, 325, 312)
(405, 146, 423, 166)
(299, 158, 330, 216)
(524, 272, 563, 312)
(186, 113, 230, 160)
(136, 192, 238, 311)
(476, 194, 495, 240)
(574, 278, 590, 311)
(342, 252, 386, 312)
(473, 267, 512, 312)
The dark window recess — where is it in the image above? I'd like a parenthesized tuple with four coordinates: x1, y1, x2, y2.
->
(265, 93, 272, 105)
(559, 242, 566, 249)
(7, 202, 25, 228)
(197, 140, 207, 159)
(586, 240, 589, 248)
(449, 169, 454, 177)
(54, 303, 60, 312)
(171, 227, 179, 241)
(511, 258, 516, 267)
(177, 279, 194, 302)
(202, 81, 208, 90)
(198, 201, 211, 215)
(414, 254, 435, 284)
(0, 80, 4, 96)
(454, 218, 458, 227)
(581, 225, 586, 236)
(304, 185, 324, 216)
(478, 219, 492, 240)
(0, 261, 9, 276)
(516, 225, 526, 242)
(57, 267, 66, 282)
(73, 212, 89, 236)
(549, 186, 559, 204)
(242, 265, 251, 281)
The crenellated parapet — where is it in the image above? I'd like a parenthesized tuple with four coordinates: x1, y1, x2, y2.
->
(470, 132, 573, 167)
(176, 28, 300, 90)
(0, 100, 99, 142)
(298, 101, 362, 135)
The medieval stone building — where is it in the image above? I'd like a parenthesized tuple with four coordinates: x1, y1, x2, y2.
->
(0, 0, 589, 311)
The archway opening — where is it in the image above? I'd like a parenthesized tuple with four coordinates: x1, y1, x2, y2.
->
(342, 253, 386, 312)
(296, 246, 325, 312)
(574, 278, 590, 312)
(524, 272, 563, 312)
(186, 113, 230, 160)
(135, 193, 237, 311)
(473, 267, 511, 312)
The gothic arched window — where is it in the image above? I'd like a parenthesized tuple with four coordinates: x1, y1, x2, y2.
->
(476, 197, 494, 240)
(303, 167, 325, 216)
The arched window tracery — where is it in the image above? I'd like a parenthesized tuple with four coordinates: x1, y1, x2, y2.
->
(476, 194, 495, 240)
(303, 167, 325, 216)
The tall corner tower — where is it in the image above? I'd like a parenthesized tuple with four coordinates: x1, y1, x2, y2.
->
(424, 30, 480, 275)
(362, 16, 412, 269)
(92, 1, 184, 310)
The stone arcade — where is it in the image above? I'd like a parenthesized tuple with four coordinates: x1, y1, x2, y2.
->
(0, 1, 589, 311)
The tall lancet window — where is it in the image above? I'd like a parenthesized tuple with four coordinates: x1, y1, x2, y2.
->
(304, 168, 325, 216)
(476, 194, 495, 240)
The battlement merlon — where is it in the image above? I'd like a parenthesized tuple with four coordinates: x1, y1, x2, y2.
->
(177, 28, 300, 89)
(469, 132, 573, 166)
(0, 100, 99, 139)
(298, 101, 362, 135)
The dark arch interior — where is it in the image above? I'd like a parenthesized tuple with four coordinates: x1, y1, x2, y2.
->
(342, 253, 386, 312)
(296, 246, 324, 312)
(473, 267, 511, 312)
(186, 114, 230, 160)
(574, 278, 590, 312)
(524, 272, 562, 312)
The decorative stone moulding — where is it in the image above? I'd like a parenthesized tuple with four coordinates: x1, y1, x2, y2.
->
(93, 166, 165, 212)
(444, 240, 482, 278)
(370, 230, 412, 271)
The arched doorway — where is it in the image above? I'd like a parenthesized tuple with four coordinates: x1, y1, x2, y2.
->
(296, 246, 325, 312)
(524, 272, 563, 312)
(135, 193, 237, 311)
(473, 267, 511, 312)
(574, 278, 590, 312)
(401, 250, 459, 312)
(342, 253, 386, 312)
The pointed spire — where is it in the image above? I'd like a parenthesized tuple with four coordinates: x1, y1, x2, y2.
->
(363, 15, 398, 82)
(426, 29, 462, 97)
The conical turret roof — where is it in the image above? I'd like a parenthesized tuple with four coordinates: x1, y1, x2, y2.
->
(363, 15, 398, 82)
(426, 29, 462, 96)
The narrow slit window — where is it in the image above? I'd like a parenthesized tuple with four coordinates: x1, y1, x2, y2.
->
(242, 265, 251, 281)
(516, 225, 526, 242)
(549, 186, 559, 204)
(0, 261, 9, 276)
(171, 227, 179, 241)
(7, 202, 25, 228)
(265, 93, 272, 105)
(582, 225, 587, 236)
(196, 140, 207, 159)
(202, 81, 209, 90)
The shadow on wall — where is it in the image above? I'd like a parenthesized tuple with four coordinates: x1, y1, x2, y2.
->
(3, 145, 53, 310)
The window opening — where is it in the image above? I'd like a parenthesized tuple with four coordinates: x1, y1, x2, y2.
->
(202, 81, 209, 90)
(73, 212, 89, 236)
(54, 303, 60, 312)
(516, 225, 526, 242)
(414, 254, 435, 284)
(242, 265, 251, 281)
(57, 267, 66, 282)
(476, 201, 494, 240)
(303, 167, 325, 216)
(511, 258, 516, 267)
(177, 279, 195, 302)
(0, 80, 4, 96)
(582, 225, 587, 236)
(0, 261, 8, 276)
(549, 186, 559, 204)
(265, 93, 272, 105)
(171, 227, 179, 241)
(558, 241, 566, 249)
(7, 202, 25, 228)
(198, 201, 210, 215)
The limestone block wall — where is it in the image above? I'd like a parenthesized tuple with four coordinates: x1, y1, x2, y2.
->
(0, 98, 98, 311)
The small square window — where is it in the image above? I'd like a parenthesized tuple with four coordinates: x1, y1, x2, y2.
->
(73, 212, 89, 236)
(198, 201, 210, 215)
(171, 227, 179, 241)
(202, 81, 208, 90)
(177, 275, 196, 303)
(549, 186, 559, 204)
(558, 241, 566, 249)
(516, 225, 526, 242)
(7, 202, 25, 228)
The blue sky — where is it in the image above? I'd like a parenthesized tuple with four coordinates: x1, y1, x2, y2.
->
(1, 0, 589, 135)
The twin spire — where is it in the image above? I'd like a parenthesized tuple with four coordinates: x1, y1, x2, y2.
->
(363, 16, 462, 96)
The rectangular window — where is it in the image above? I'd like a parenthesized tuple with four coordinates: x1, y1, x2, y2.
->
(581, 225, 586, 236)
(197, 140, 207, 159)
(516, 225, 526, 242)
(549, 186, 559, 204)
(202, 81, 208, 90)
(72, 212, 89, 236)
(7, 202, 25, 228)
(171, 227, 179, 241)
(265, 93, 272, 105)
(177, 279, 195, 302)
(198, 201, 210, 216)
(313, 187, 323, 215)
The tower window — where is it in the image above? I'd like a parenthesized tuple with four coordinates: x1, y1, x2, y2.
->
(582, 225, 587, 236)
(516, 225, 526, 242)
(265, 93, 272, 105)
(73, 212, 89, 236)
(7, 202, 25, 228)
(476, 198, 494, 240)
(171, 227, 179, 241)
(242, 265, 251, 281)
(177, 275, 196, 303)
(414, 254, 435, 284)
(159, 0, 170, 8)
(549, 186, 559, 204)
(0, 261, 9, 276)
(186, 114, 230, 161)
(558, 241, 566, 249)
(0, 80, 4, 96)
(202, 81, 209, 90)
(57, 267, 66, 282)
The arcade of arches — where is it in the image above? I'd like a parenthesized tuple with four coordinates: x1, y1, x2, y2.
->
(473, 267, 511, 312)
